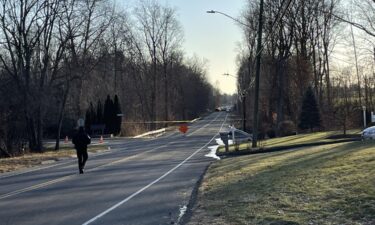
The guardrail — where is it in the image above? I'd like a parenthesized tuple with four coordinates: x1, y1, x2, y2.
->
(132, 117, 201, 138)
(133, 128, 166, 138)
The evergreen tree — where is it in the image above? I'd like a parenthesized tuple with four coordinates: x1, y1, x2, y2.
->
(298, 86, 321, 131)
(89, 102, 96, 124)
(85, 107, 91, 133)
(113, 95, 122, 135)
(96, 100, 103, 124)
(103, 95, 114, 133)
(84, 102, 95, 134)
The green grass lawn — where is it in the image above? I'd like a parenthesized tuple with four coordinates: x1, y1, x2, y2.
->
(189, 141, 375, 225)
(218, 130, 361, 153)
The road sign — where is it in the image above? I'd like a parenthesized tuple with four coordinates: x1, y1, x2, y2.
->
(179, 124, 188, 134)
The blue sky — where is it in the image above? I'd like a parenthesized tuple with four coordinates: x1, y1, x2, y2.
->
(121, 0, 247, 94)
(175, 0, 246, 94)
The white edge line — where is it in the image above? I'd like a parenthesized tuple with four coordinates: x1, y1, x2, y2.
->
(1, 115, 209, 179)
(0, 114, 221, 195)
(187, 113, 221, 137)
(82, 113, 228, 225)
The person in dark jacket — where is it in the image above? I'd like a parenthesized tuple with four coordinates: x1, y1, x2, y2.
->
(72, 127, 91, 174)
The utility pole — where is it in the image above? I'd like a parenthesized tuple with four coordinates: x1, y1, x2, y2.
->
(252, 0, 264, 148)
(242, 95, 246, 131)
(351, 24, 362, 106)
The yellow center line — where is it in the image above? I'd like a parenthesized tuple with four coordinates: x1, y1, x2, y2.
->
(0, 113, 224, 200)
(0, 145, 167, 200)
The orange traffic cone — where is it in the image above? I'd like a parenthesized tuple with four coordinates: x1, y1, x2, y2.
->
(64, 136, 69, 143)
(99, 136, 104, 144)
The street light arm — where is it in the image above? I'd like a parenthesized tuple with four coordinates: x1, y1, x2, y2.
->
(223, 73, 237, 78)
(206, 10, 249, 28)
(221, 73, 248, 98)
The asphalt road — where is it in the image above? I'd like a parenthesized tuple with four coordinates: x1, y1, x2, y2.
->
(0, 112, 229, 225)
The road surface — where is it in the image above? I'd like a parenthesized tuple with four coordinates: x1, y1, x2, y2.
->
(0, 112, 229, 225)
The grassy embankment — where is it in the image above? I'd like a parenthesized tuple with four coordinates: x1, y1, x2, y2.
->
(189, 140, 375, 225)
(217, 130, 361, 153)
(0, 145, 107, 173)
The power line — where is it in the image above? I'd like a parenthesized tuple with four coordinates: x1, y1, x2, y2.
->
(330, 55, 356, 66)
(242, 0, 294, 95)
(254, 0, 294, 59)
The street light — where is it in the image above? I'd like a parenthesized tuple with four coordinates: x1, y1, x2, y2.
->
(207, 2, 264, 148)
(206, 10, 250, 28)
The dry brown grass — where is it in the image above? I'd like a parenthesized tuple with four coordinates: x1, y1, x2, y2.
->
(0, 145, 107, 173)
(189, 141, 375, 225)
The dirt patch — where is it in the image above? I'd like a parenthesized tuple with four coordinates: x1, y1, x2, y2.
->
(0, 145, 107, 173)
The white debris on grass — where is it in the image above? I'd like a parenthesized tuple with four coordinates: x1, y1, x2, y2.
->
(205, 145, 220, 160)
(204, 138, 233, 160)
(215, 138, 233, 146)
(215, 138, 224, 146)
(177, 205, 187, 224)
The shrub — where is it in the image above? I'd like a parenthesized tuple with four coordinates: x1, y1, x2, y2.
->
(266, 129, 276, 138)
(298, 86, 321, 131)
(278, 120, 296, 137)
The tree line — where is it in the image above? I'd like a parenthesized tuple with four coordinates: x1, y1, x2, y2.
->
(236, 0, 375, 137)
(0, 0, 216, 157)
(84, 95, 122, 136)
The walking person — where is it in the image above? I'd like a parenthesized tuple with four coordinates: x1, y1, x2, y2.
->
(72, 126, 91, 174)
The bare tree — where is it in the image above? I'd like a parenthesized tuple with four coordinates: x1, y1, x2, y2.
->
(134, 0, 163, 127)
(133, 0, 183, 126)
(0, 0, 218, 156)
(263, 0, 294, 133)
(65, 0, 113, 116)
(157, 6, 183, 122)
(238, 0, 343, 133)
(331, 0, 375, 38)
(0, 0, 66, 152)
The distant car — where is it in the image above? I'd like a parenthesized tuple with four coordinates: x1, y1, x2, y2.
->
(361, 126, 375, 140)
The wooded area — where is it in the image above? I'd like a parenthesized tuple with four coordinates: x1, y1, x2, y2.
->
(236, 0, 375, 137)
(1, 0, 374, 157)
(0, 0, 217, 156)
